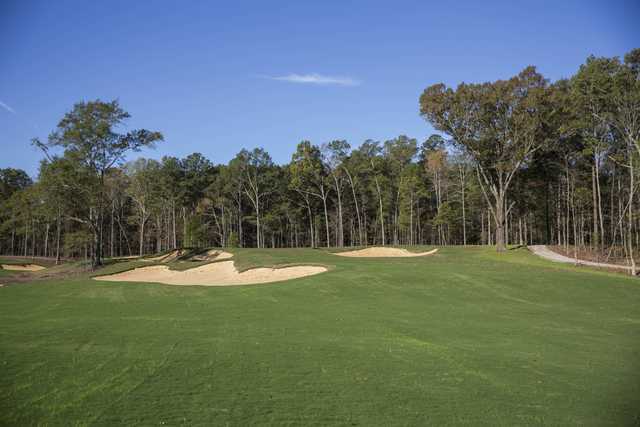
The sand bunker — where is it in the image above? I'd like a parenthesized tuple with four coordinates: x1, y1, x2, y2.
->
(94, 261, 326, 286)
(144, 249, 184, 263)
(143, 249, 233, 263)
(1, 264, 46, 271)
(334, 247, 438, 258)
(190, 250, 233, 261)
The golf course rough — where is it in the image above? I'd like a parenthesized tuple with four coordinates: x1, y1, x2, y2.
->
(1, 247, 639, 425)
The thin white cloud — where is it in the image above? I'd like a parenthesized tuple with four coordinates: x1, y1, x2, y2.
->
(268, 73, 360, 86)
(0, 100, 15, 114)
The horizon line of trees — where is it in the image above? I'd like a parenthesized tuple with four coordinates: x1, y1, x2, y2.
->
(1, 48, 638, 273)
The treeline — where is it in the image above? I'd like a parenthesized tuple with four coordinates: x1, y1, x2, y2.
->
(1, 49, 638, 272)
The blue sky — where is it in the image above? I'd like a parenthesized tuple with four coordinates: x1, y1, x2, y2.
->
(1, 0, 638, 177)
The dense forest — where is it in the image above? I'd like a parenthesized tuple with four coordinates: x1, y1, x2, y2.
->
(1, 49, 639, 272)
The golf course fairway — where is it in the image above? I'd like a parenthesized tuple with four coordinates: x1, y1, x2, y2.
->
(1, 247, 639, 425)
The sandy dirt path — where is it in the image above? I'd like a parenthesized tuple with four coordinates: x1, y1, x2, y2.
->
(334, 247, 438, 258)
(94, 261, 327, 286)
(528, 245, 632, 271)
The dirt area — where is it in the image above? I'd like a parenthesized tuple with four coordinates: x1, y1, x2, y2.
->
(93, 261, 327, 286)
(333, 247, 438, 258)
(1, 264, 46, 271)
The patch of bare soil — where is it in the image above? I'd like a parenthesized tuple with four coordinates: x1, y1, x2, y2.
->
(333, 247, 438, 258)
(93, 261, 327, 286)
(1, 264, 46, 271)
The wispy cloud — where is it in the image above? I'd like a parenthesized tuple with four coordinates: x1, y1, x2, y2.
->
(267, 73, 360, 86)
(0, 100, 15, 114)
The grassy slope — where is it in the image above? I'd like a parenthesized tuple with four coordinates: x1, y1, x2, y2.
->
(0, 247, 639, 426)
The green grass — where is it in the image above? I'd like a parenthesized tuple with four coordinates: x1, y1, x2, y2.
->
(1, 247, 639, 425)
(0, 269, 12, 277)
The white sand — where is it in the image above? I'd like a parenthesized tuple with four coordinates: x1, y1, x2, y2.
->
(333, 247, 438, 258)
(1, 264, 46, 271)
(93, 261, 327, 286)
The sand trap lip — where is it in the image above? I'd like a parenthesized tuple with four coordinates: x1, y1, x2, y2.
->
(142, 249, 233, 263)
(93, 261, 327, 286)
(190, 250, 233, 261)
(333, 247, 438, 258)
(1, 264, 46, 271)
(143, 249, 184, 263)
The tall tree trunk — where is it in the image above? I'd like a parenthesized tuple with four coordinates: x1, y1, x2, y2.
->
(109, 200, 114, 257)
(409, 191, 414, 245)
(55, 208, 61, 265)
(460, 168, 466, 246)
(344, 168, 362, 245)
(332, 175, 344, 247)
(570, 175, 579, 264)
(156, 216, 162, 253)
(237, 190, 243, 247)
(23, 216, 28, 257)
(139, 215, 145, 256)
(594, 153, 605, 251)
(10, 216, 15, 256)
(495, 194, 506, 252)
(93, 176, 105, 268)
(373, 174, 385, 246)
(321, 187, 330, 248)
(182, 207, 188, 248)
(172, 203, 177, 249)
(256, 203, 261, 248)
(592, 163, 599, 251)
(221, 203, 227, 247)
(44, 223, 49, 258)
(487, 209, 492, 246)
(307, 201, 314, 248)
(627, 148, 636, 275)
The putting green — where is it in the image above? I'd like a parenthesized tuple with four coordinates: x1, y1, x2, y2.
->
(0, 247, 639, 425)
